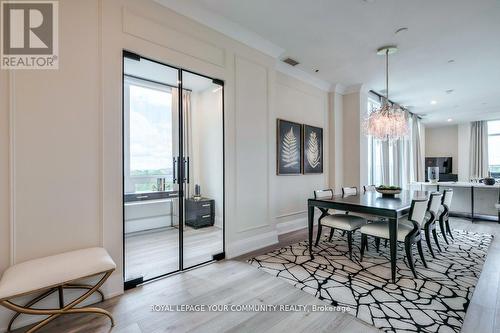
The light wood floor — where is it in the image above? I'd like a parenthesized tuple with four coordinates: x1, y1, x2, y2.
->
(12, 218, 500, 333)
(125, 226, 223, 281)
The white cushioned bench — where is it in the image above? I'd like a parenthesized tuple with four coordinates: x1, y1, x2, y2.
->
(0, 247, 116, 333)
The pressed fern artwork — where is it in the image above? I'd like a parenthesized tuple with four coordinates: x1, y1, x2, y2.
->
(277, 119, 302, 175)
(282, 127, 299, 167)
(306, 131, 321, 168)
(303, 125, 323, 174)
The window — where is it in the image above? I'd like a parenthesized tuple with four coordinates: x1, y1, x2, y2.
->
(488, 120, 500, 178)
(124, 78, 174, 193)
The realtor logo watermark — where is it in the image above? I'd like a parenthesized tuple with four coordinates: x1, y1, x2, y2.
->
(1, 0, 58, 69)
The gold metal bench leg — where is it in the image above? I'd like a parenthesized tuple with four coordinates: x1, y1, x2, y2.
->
(7, 288, 58, 331)
(1, 270, 114, 333)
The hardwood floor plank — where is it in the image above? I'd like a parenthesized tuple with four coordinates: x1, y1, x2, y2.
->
(10, 217, 500, 333)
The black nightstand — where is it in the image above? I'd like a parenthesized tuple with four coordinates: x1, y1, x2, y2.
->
(185, 198, 215, 229)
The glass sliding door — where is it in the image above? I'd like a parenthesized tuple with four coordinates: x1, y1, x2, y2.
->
(122, 51, 224, 287)
(181, 71, 224, 269)
(123, 53, 180, 285)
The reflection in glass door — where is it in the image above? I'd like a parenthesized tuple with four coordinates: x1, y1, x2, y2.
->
(182, 71, 224, 269)
(123, 54, 180, 285)
(122, 51, 224, 288)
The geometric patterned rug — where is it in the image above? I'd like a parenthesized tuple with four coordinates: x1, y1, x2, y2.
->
(248, 230, 493, 333)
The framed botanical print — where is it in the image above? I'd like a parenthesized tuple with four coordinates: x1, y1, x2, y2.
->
(303, 124, 323, 174)
(277, 119, 302, 175)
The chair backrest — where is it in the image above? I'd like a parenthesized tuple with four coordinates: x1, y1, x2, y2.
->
(442, 189, 453, 208)
(314, 189, 334, 200)
(427, 192, 443, 220)
(342, 187, 358, 196)
(363, 185, 377, 192)
(409, 198, 429, 227)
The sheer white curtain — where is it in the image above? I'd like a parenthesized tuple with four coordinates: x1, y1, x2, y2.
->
(367, 95, 424, 187)
(469, 120, 489, 179)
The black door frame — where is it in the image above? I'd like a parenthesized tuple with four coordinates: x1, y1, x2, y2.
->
(122, 50, 225, 288)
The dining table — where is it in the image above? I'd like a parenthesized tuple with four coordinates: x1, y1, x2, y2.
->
(307, 190, 429, 283)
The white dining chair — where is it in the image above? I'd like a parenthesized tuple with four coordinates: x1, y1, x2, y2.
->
(438, 189, 454, 244)
(360, 197, 429, 278)
(423, 192, 443, 258)
(313, 189, 367, 259)
(363, 185, 377, 192)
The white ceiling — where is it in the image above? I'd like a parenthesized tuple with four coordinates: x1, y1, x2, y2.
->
(157, 0, 500, 125)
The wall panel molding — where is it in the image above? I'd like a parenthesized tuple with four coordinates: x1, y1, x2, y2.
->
(122, 7, 226, 68)
(234, 54, 270, 233)
(8, 71, 16, 265)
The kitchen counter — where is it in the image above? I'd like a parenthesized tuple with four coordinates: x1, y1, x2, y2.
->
(410, 182, 500, 222)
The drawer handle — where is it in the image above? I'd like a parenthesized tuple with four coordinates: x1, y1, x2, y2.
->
(202, 214, 211, 218)
(202, 204, 210, 207)
(136, 195, 149, 199)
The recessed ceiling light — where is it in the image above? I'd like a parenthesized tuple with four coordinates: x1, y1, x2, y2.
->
(447, 118, 453, 122)
(314, 69, 319, 73)
(445, 89, 454, 94)
(395, 27, 408, 34)
(430, 100, 437, 105)
(447, 59, 455, 63)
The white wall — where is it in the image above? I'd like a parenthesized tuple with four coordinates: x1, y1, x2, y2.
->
(0, 1, 331, 330)
(273, 72, 328, 234)
(342, 92, 362, 189)
(458, 123, 471, 181)
(191, 88, 224, 225)
(329, 90, 343, 192)
(425, 125, 459, 174)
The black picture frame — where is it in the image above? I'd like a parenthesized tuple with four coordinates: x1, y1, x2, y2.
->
(277, 119, 302, 175)
(303, 124, 323, 174)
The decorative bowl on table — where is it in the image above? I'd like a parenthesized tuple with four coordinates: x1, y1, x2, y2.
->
(376, 185, 402, 197)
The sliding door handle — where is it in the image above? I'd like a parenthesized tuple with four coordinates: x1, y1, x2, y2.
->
(184, 157, 190, 183)
(173, 157, 178, 183)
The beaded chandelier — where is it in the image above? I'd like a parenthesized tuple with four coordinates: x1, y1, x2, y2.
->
(365, 46, 409, 140)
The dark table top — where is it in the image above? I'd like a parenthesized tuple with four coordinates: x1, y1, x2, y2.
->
(308, 190, 429, 218)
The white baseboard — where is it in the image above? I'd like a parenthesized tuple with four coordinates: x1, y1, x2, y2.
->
(275, 217, 308, 235)
(226, 230, 278, 258)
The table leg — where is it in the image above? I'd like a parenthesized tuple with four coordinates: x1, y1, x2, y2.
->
(471, 186, 474, 222)
(308, 204, 315, 259)
(389, 218, 397, 283)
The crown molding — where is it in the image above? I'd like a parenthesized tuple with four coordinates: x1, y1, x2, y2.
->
(275, 61, 331, 92)
(330, 83, 346, 95)
(343, 83, 368, 95)
(154, 0, 336, 91)
(154, 0, 285, 58)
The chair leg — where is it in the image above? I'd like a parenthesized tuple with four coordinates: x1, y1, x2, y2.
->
(439, 217, 449, 245)
(432, 229, 442, 253)
(405, 241, 417, 278)
(342, 230, 346, 236)
(445, 217, 454, 239)
(360, 234, 367, 262)
(347, 231, 353, 260)
(425, 226, 436, 259)
(416, 239, 428, 268)
(384, 239, 388, 247)
(315, 224, 322, 246)
(328, 228, 335, 242)
(375, 237, 380, 252)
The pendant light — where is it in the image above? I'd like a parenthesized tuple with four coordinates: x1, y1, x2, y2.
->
(364, 46, 409, 140)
